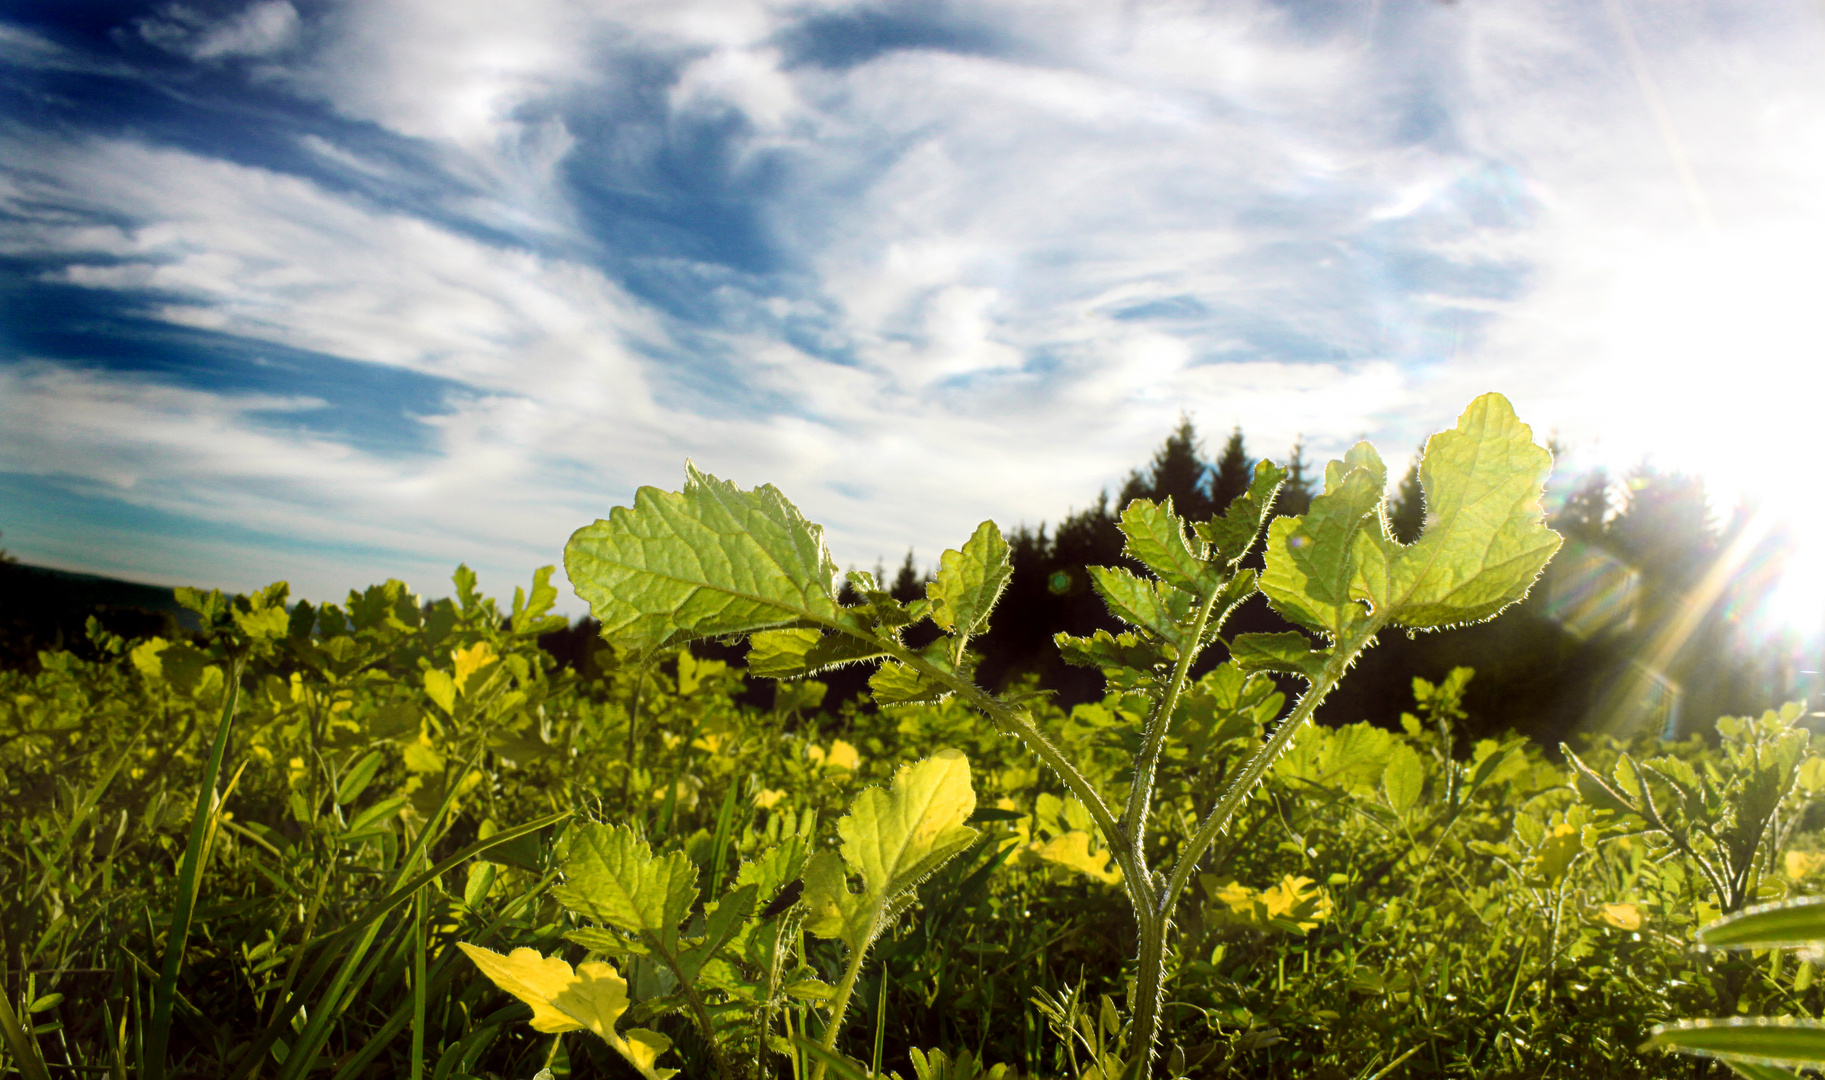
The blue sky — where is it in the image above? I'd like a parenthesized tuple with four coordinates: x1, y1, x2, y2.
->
(5, 0, 1825, 612)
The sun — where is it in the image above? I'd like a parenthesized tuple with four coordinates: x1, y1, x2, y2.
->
(1571, 224, 1825, 638)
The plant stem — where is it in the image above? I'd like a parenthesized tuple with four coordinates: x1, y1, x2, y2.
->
(811, 935, 872, 1080)
(1129, 616, 1385, 1073)
(1122, 584, 1224, 859)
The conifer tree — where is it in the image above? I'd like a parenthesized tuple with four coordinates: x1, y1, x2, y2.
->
(890, 549, 925, 603)
(1273, 438, 1315, 518)
(1117, 416, 1213, 520)
(1388, 446, 1426, 544)
(1553, 469, 1613, 542)
(1209, 426, 1252, 514)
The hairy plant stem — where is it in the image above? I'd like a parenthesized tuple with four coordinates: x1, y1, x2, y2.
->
(1132, 615, 1387, 1073)
(1121, 584, 1225, 865)
(811, 932, 873, 1080)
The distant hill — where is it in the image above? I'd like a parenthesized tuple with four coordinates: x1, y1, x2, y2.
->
(0, 561, 194, 668)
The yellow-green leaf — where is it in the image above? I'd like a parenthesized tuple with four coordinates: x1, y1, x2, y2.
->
(927, 520, 1013, 636)
(565, 463, 844, 655)
(1645, 1016, 1825, 1071)
(553, 823, 698, 949)
(456, 944, 676, 1080)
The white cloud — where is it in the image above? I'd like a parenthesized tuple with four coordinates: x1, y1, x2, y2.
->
(14, 0, 1825, 606)
(136, 1, 300, 61)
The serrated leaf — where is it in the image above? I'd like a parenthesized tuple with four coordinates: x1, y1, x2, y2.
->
(870, 661, 945, 705)
(1287, 450, 1385, 608)
(1120, 499, 1208, 593)
(455, 944, 677, 1080)
(1199, 460, 1288, 564)
(927, 520, 1013, 636)
(1229, 632, 1328, 680)
(1383, 743, 1424, 815)
(804, 750, 979, 952)
(749, 628, 886, 679)
(1645, 1017, 1825, 1070)
(1088, 565, 1193, 643)
(1353, 394, 1561, 628)
(565, 463, 843, 655)
(553, 824, 697, 950)
(1258, 517, 1364, 639)
(1698, 897, 1825, 950)
(1054, 629, 1165, 673)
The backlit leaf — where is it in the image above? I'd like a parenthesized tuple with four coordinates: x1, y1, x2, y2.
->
(455, 944, 677, 1080)
(553, 824, 698, 950)
(1032, 831, 1122, 885)
(1087, 565, 1193, 644)
(1382, 743, 1424, 816)
(1119, 499, 1208, 594)
(1198, 460, 1288, 565)
(927, 520, 1013, 637)
(804, 750, 979, 952)
(1354, 394, 1561, 628)
(1229, 632, 1328, 680)
(565, 463, 843, 655)
(749, 628, 885, 679)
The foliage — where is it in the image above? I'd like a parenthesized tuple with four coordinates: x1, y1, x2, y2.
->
(8, 392, 1824, 1080)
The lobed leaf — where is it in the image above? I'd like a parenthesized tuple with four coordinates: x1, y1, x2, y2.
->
(748, 628, 886, 679)
(1119, 499, 1208, 594)
(1229, 632, 1328, 680)
(553, 824, 698, 951)
(1087, 565, 1194, 644)
(927, 521, 1013, 637)
(456, 944, 676, 1080)
(1198, 460, 1289, 565)
(1354, 394, 1561, 628)
(564, 463, 843, 655)
(804, 750, 980, 951)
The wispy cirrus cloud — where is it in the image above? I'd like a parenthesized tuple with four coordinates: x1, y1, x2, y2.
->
(3, 0, 1823, 607)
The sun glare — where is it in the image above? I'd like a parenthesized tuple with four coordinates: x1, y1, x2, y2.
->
(1574, 225, 1825, 638)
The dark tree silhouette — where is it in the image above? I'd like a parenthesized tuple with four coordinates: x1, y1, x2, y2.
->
(1209, 427, 1253, 514)
(1273, 438, 1315, 519)
(1552, 469, 1613, 542)
(1388, 446, 1426, 544)
(890, 549, 926, 603)
(1117, 415, 1213, 521)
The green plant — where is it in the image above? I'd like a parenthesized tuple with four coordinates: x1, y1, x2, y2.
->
(558, 392, 1561, 1073)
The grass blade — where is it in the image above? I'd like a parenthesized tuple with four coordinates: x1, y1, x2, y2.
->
(144, 656, 244, 1080)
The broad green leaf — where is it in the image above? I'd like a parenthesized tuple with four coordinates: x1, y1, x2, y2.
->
(841, 749, 979, 898)
(927, 520, 1013, 636)
(553, 824, 698, 950)
(870, 661, 945, 705)
(1698, 897, 1825, 950)
(1198, 460, 1288, 564)
(1353, 394, 1561, 628)
(1287, 451, 1384, 608)
(565, 463, 843, 654)
(1644, 1017, 1825, 1070)
(1087, 565, 1194, 644)
(455, 944, 677, 1080)
(1119, 499, 1208, 594)
(1258, 517, 1364, 640)
(802, 850, 872, 951)
(749, 628, 886, 679)
(1382, 743, 1424, 815)
(1229, 632, 1328, 680)
(804, 750, 980, 952)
